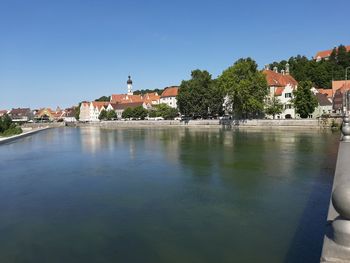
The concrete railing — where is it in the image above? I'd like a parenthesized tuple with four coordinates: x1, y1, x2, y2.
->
(321, 116, 350, 262)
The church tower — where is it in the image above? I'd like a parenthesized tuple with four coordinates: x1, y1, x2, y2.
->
(127, 76, 133, 95)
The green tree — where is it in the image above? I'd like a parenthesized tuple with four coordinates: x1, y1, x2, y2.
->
(218, 58, 268, 118)
(292, 81, 318, 118)
(106, 110, 117, 120)
(152, 103, 178, 119)
(133, 89, 164, 95)
(0, 114, 22, 136)
(265, 97, 284, 119)
(75, 103, 81, 120)
(122, 107, 133, 119)
(269, 44, 350, 88)
(95, 96, 111, 102)
(177, 69, 223, 118)
(132, 106, 148, 120)
(98, 109, 108, 120)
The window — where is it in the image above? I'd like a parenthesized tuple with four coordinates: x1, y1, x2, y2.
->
(285, 104, 292, 109)
(285, 93, 292, 98)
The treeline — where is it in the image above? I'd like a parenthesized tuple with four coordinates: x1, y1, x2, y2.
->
(121, 104, 177, 120)
(133, 89, 164, 95)
(177, 58, 318, 119)
(269, 44, 350, 88)
(99, 104, 178, 120)
(178, 58, 268, 119)
(0, 114, 22, 136)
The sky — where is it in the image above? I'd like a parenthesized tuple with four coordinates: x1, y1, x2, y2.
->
(0, 0, 349, 109)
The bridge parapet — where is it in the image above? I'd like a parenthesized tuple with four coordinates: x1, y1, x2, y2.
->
(321, 115, 350, 262)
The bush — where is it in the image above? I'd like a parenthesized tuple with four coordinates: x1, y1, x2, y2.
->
(1, 126, 22, 137)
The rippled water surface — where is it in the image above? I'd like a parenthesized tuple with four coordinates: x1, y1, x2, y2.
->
(0, 127, 339, 263)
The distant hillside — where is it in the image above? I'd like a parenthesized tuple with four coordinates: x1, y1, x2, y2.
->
(268, 44, 350, 88)
(95, 96, 110, 102)
(133, 89, 164, 95)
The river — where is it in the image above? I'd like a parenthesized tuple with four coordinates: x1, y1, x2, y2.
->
(0, 127, 339, 263)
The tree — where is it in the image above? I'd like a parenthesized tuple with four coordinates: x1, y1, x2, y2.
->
(152, 103, 179, 119)
(218, 58, 268, 118)
(106, 110, 117, 120)
(265, 97, 283, 119)
(134, 89, 164, 95)
(292, 81, 318, 118)
(0, 114, 12, 132)
(0, 114, 22, 136)
(132, 106, 148, 120)
(75, 103, 81, 120)
(122, 107, 133, 119)
(269, 44, 350, 88)
(95, 96, 111, 102)
(177, 69, 223, 118)
(98, 109, 108, 120)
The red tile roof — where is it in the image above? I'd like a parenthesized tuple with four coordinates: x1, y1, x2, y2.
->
(114, 102, 144, 110)
(332, 80, 350, 94)
(110, 94, 143, 104)
(91, 101, 109, 110)
(263, 70, 298, 87)
(161, 86, 179, 98)
(317, 88, 333, 98)
(315, 46, 350, 60)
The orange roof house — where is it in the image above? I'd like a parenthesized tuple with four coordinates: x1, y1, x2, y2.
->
(160, 86, 179, 98)
(110, 94, 144, 104)
(332, 80, 350, 94)
(317, 88, 333, 99)
(315, 45, 350, 61)
(262, 69, 298, 96)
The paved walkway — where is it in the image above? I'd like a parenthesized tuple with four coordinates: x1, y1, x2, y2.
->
(0, 127, 50, 144)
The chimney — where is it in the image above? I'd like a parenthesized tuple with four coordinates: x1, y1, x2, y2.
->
(273, 66, 278, 73)
(285, 63, 290, 75)
(264, 64, 270, 70)
(281, 70, 285, 75)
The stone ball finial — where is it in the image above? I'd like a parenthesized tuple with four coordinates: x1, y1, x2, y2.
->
(332, 184, 350, 220)
(342, 116, 350, 141)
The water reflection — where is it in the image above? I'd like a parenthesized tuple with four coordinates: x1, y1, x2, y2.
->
(2, 127, 336, 263)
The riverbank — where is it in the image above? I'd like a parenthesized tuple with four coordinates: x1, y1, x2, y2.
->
(21, 118, 341, 130)
(0, 127, 50, 145)
(78, 119, 339, 129)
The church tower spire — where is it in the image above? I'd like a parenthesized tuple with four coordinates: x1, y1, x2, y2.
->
(127, 75, 133, 95)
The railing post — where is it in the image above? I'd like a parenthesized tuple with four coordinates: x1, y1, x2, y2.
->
(342, 115, 350, 142)
(331, 184, 350, 246)
(321, 115, 350, 262)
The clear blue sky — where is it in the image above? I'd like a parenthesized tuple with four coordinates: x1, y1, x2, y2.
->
(1, 0, 349, 109)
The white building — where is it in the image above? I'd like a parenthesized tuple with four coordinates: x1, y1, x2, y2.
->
(79, 101, 108, 122)
(263, 65, 298, 119)
(160, 86, 179, 108)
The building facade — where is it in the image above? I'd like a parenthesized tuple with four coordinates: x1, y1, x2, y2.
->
(160, 86, 179, 109)
(263, 65, 298, 119)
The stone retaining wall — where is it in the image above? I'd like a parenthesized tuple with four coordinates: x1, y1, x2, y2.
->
(77, 119, 339, 129)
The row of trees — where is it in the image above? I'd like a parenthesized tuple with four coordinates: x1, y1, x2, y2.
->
(270, 44, 350, 88)
(122, 106, 148, 119)
(98, 104, 179, 121)
(99, 109, 117, 120)
(0, 114, 22, 136)
(177, 58, 269, 119)
(177, 58, 318, 119)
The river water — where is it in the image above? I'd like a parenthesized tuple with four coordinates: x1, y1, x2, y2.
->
(0, 127, 339, 263)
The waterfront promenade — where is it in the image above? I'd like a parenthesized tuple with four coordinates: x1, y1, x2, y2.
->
(23, 118, 341, 130)
(0, 127, 50, 145)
